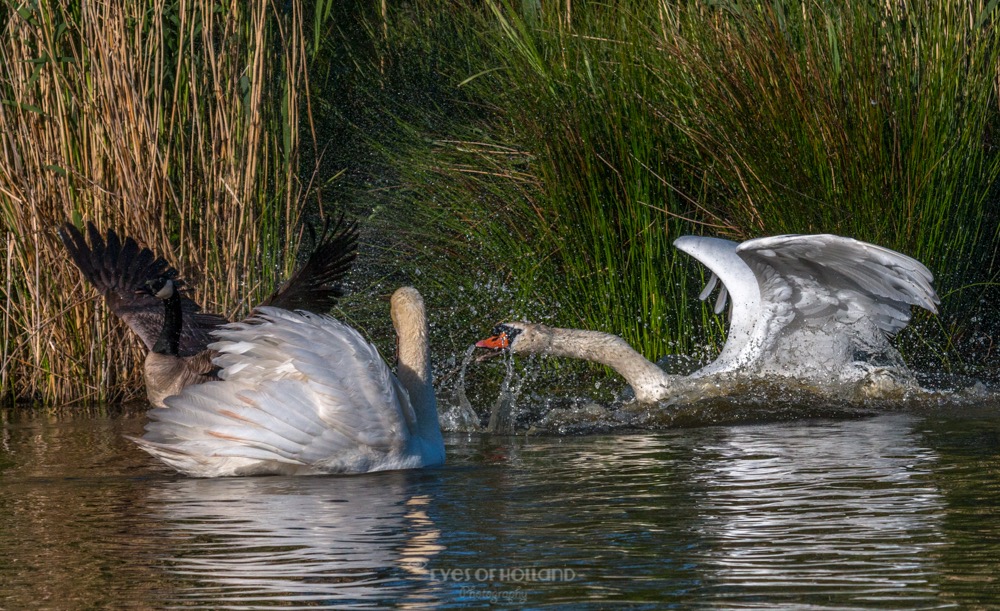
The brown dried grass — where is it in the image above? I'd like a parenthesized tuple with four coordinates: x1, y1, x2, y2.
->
(0, 1, 314, 404)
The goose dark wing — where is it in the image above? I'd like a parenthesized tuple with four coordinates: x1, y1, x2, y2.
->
(59, 222, 228, 356)
(262, 216, 359, 313)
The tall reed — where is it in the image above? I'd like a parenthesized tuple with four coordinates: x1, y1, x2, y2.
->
(325, 0, 1000, 373)
(0, 1, 314, 404)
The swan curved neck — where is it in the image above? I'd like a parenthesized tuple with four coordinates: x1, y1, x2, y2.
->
(153, 291, 182, 356)
(517, 325, 675, 403)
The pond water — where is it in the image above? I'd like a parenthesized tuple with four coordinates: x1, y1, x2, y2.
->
(2, 400, 1000, 609)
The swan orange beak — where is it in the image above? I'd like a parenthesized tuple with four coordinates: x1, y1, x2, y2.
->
(475, 332, 510, 350)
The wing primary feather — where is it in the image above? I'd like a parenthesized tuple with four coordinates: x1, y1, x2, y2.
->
(714, 285, 729, 315)
(698, 273, 719, 302)
(264, 215, 359, 313)
(59, 220, 227, 353)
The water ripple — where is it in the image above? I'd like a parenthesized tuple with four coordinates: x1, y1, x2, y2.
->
(3, 407, 1000, 608)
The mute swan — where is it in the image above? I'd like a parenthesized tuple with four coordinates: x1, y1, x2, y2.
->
(59, 219, 358, 407)
(129, 286, 445, 477)
(477, 234, 939, 403)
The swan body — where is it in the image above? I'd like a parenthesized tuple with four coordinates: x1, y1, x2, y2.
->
(59, 219, 358, 407)
(478, 234, 939, 403)
(129, 287, 445, 477)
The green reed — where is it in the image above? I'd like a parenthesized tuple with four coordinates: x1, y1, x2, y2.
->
(3, 0, 999, 405)
(324, 0, 1000, 374)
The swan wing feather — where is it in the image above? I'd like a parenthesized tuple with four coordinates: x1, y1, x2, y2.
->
(676, 233, 938, 377)
(134, 307, 415, 474)
(674, 236, 762, 372)
(736, 234, 939, 335)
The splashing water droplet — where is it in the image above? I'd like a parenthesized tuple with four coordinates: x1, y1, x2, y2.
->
(487, 354, 535, 434)
(438, 344, 482, 432)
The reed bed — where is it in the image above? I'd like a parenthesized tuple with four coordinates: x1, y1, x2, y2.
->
(3, 0, 999, 405)
(325, 0, 1000, 375)
(1, 1, 314, 404)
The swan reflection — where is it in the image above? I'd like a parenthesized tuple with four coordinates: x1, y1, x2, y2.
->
(693, 413, 946, 605)
(146, 472, 443, 608)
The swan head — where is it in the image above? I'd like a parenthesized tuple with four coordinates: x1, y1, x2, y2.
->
(390, 286, 426, 335)
(140, 276, 178, 300)
(475, 322, 535, 353)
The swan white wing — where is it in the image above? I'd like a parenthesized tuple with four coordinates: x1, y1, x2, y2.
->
(214, 307, 419, 432)
(676, 234, 938, 379)
(732, 234, 938, 377)
(736, 234, 939, 334)
(133, 308, 419, 476)
(673, 236, 762, 374)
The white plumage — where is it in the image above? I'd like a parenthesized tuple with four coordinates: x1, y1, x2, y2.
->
(129, 287, 445, 477)
(675, 234, 939, 379)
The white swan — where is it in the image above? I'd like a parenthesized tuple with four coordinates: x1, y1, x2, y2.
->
(477, 234, 939, 403)
(129, 287, 445, 477)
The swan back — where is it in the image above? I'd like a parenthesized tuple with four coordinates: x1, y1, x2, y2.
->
(130, 288, 444, 476)
(677, 234, 939, 379)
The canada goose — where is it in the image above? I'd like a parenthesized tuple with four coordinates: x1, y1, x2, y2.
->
(129, 287, 445, 477)
(477, 234, 939, 403)
(59, 219, 358, 407)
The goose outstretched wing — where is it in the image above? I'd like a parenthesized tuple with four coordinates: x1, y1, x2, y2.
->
(263, 216, 359, 313)
(60, 218, 359, 355)
(59, 222, 227, 356)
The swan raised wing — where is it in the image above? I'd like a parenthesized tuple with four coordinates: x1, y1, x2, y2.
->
(676, 234, 939, 378)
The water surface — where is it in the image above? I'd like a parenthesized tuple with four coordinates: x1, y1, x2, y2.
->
(2, 403, 999, 608)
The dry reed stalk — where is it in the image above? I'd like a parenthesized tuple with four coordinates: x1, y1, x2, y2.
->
(0, 1, 313, 404)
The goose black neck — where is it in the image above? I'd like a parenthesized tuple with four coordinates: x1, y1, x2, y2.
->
(152, 291, 182, 356)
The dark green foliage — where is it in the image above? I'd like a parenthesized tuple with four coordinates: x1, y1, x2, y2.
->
(318, 0, 1000, 377)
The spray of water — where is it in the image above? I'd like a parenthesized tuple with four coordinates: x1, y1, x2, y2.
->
(486, 353, 537, 434)
(448, 344, 483, 431)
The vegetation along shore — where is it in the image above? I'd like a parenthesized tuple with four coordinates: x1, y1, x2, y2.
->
(2, 1, 998, 406)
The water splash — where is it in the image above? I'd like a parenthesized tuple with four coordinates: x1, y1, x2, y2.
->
(439, 345, 481, 433)
(487, 353, 536, 434)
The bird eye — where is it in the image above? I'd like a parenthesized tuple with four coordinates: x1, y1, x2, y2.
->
(497, 324, 522, 342)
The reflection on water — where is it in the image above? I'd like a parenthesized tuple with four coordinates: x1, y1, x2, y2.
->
(151, 475, 443, 607)
(2, 404, 1000, 608)
(692, 415, 946, 608)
